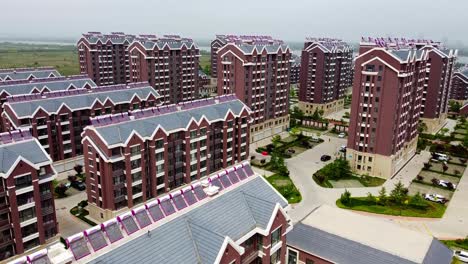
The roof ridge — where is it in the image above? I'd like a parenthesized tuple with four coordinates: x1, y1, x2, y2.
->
(241, 191, 278, 206)
(239, 191, 258, 227)
(186, 218, 226, 239)
(183, 218, 203, 264)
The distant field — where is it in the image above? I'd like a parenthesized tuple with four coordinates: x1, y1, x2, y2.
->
(0, 42, 211, 76)
(0, 42, 80, 76)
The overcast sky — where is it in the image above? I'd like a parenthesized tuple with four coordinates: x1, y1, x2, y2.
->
(1, 0, 466, 45)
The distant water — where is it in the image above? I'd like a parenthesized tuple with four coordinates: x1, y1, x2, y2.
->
(458, 56, 468, 64)
(0, 40, 74, 46)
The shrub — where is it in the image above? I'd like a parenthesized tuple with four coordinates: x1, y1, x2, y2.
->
(314, 173, 326, 184)
(442, 164, 448, 173)
(423, 162, 432, 170)
(74, 164, 83, 176)
(431, 178, 439, 185)
(340, 189, 352, 205)
(416, 175, 424, 181)
(78, 200, 88, 208)
(55, 184, 68, 198)
(250, 156, 255, 160)
(68, 175, 77, 182)
(378, 187, 387, 205)
(366, 192, 375, 203)
(260, 159, 266, 164)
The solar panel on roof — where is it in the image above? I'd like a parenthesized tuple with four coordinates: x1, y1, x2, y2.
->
(120, 216, 139, 235)
(211, 178, 224, 190)
(219, 174, 232, 188)
(134, 210, 152, 228)
(160, 199, 176, 215)
(87, 230, 108, 251)
(227, 171, 240, 184)
(69, 237, 91, 260)
(244, 164, 254, 176)
(30, 255, 51, 264)
(183, 190, 197, 205)
(236, 168, 247, 180)
(147, 204, 165, 221)
(172, 194, 188, 210)
(193, 185, 207, 200)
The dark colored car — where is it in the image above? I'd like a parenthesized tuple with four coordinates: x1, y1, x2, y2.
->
(320, 155, 331, 162)
(71, 181, 86, 191)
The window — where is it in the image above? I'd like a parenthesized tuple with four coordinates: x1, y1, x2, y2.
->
(190, 130, 197, 139)
(270, 250, 281, 264)
(130, 159, 141, 170)
(155, 139, 164, 149)
(306, 260, 315, 264)
(271, 227, 281, 246)
(15, 174, 32, 190)
(130, 145, 140, 156)
(287, 249, 298, 264)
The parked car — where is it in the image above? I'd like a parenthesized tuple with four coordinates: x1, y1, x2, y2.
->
(311, 136, 321, 142)
(432, 152, 449, 161)
(338, 133, 346, 138)
(454, 250, 468, 263)
(437, 179, 457, 189)
(71, 181, 86, 191)
(320, 155, 331, 162)
(339, 145, 347, 152)
(423, 193, 447, 204)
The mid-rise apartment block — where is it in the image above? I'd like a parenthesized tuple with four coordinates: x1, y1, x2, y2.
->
(0, 130, 58, 260)
(0, 67, 60, 82)
(216, 40, 291, 142)
(2, 83, 160, 162)
(347, 47, 428, 178)
(360, 37, 457, 133)
(77, 32, 136, 86)
(290, 55, 301, 85)
(451, 68, 468, 103)
(210, 35, 283, 80)
(81, 95, 251, 220)
(127, 35, 200, 104)
(298, 38, 353, 116)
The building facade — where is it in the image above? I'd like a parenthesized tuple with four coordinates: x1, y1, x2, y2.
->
(2, 83, 160, 162)
(81, 95, 251, 220)
(0, 131, 58, 260)
(216, 41, 291, 142)
(298, 38, 353, 116)
(347, 47, 428, 179)
(127, 35, 200, 104)
(290, 54, 301, 85)
(451, 69, 468, 103)
(359, 37, 457, 133)
(77, 32, 137, 86)
(0, 67, 60, 82)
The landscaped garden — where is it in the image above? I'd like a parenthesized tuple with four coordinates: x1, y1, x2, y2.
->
(337, 182, 447, 218)
(70, 200, 97, 226)
(265, 174, 302, 203)
(313, 159, 386, 188)
(442, 237, 468, 251)
(254, 132, 322, 161)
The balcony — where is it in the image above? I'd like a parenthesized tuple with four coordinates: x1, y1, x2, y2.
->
(40, 192, 53, 201)
(41, 206, 55, 217)
(38, 173, 55, 184)
(114, 195, 126, 203)
(175, 161, 185, 169)
(112, 169, 124, 177)
(241, 250, 261, 264)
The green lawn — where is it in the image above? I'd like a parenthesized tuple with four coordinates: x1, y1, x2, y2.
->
(442, 239, 468, 251)
(336, 197, 446, 218)
(265, 174, 302, 204)
(0, 43, 79, 76)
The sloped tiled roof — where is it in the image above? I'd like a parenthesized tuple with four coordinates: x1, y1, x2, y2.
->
(0, 68, 60, 81)
(0, 139, 50, 177)
(0, 76, 96, 96)
(87, 176, 287, 264)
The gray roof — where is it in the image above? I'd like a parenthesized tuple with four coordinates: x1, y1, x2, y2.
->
(88, 176, 287, 264)
(236, 44, 290, 54)
(7, 86, 159, 118)
(287, 223, 452, 264)
(460, 68, 468, 78)
(93, 99, 248, 146)
(0, 77, 96, 96)
(0, 69, 61, 81)
(140, 40, 197, 50)
(0, 139, 50, 176)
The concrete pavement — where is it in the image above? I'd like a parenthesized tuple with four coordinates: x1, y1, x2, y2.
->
(55, 191, 90, 238)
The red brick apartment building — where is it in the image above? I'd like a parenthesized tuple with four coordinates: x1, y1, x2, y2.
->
(0, 130, 58, 261)
(77, 32, 136, 86)
(210, 35, 283, 80)
(298, 38, 353, 116)
(216, 39, 291, 142)
(1, 83, 160, 162)
(451, 68, 468, 103)
(81, 95, 251, 220)
(127, 35, 200, 104)
(0, 75, 97, 132)
(9, 166, 292, 264)
(0, 67, 60, 82)
(290, 54, 301, 85)
(360, 37, 458, 133)
(347, 45, 429, 179)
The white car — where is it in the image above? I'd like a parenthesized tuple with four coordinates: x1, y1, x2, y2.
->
(339, 145, 346, 152)
(455, 250, 468, 263)
(338, 133, 346, 138)
(423, 193, 447, 204)
(434, 152, 449, 161)
(438, 180, 457, 189)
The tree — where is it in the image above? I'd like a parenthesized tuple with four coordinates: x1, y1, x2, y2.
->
(418, 122, 428, 133)
(409, 192, 424, 205)
(68, 175, 77, 183)
(431, 178, 439, 185)
(311, 108, 321, 121)
(340, 189, 352, 205)
(54, 183, 68, 198)
(271, 135, 281, 147)
(366, 192, 375, 203)
(442, 164, 448, 174)
(449, 101, 462, 113)
(378, 187, 387, 205)
(291, 106, 305, 124)
(390, 181, 408, 205)
(74, 164, 83, 176)
(203, 65, 211, 76)
(423, 162, 431, 170)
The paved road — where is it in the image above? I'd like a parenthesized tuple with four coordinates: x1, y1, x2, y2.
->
(55, 191, 90, 238)
(258, 134, 468, 238)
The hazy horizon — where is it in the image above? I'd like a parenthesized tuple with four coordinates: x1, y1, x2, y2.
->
(1, 0, 467, 46)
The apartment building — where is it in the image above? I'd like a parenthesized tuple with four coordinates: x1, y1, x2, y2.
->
(216, 41, 291, 142)
(451, 68, 468, 103)
(347, 47, 428, 179)
(360, 37, 457, 133)
(210, 35, 283, 80)
(77, 32, 138, 86)
(198, 70, 211, 97)
(298, 38, 353, 116)
(0, 67, 60, 82)
(127, 35, 200, 104)
(2, 83, 160, 162)
(0, 130, 58, 261)
(290, 54, 301, 85)
(81, 95, 251, 220)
